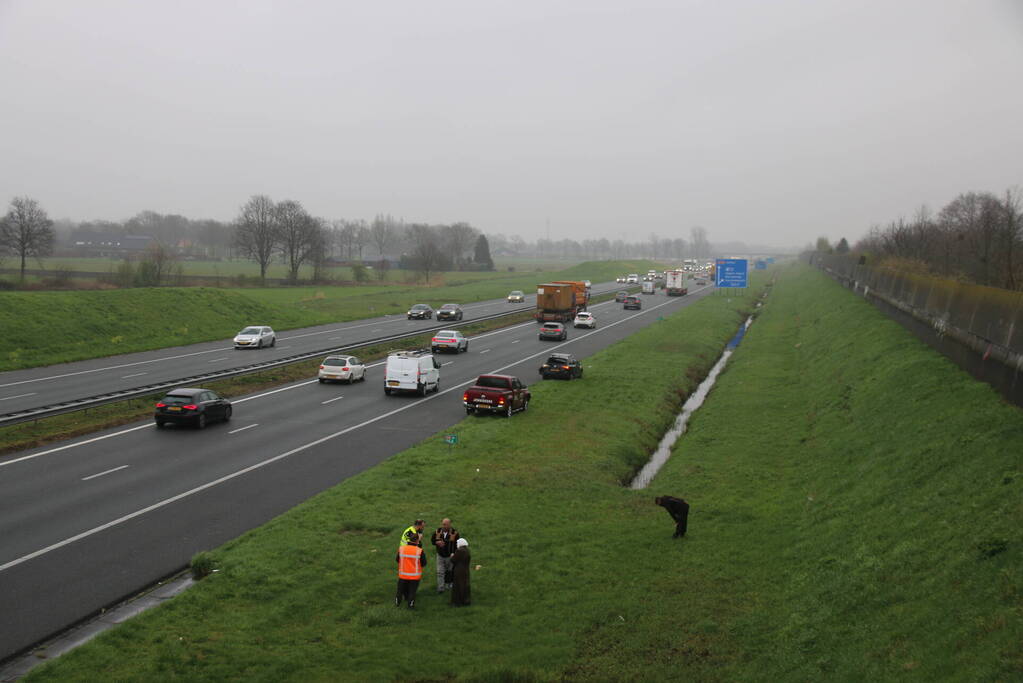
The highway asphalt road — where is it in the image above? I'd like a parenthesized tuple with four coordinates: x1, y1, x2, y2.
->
(0, 284, 715, 661)
(0, 282, 625, 417)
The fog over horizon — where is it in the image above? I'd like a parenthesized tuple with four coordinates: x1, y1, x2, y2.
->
(1, 0, 1021, 249)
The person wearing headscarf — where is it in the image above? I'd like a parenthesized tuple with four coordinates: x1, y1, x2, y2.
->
(450, 537, 471, 607)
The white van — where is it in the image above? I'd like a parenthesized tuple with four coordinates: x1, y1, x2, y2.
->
(641, 280, 656, 295)
(384, 350, 440, 396)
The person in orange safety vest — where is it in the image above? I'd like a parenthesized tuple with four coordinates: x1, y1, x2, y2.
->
(395, 537, 427, 609)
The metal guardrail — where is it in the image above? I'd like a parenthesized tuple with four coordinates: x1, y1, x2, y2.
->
(0, 308, 538, 428)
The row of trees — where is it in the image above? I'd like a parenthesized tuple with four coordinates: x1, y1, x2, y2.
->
(5, 193, 725, 286)
(838, 187, 1023, 290)
(232, 195, 492, 283)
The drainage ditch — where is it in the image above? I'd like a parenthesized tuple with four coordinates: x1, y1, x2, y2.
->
(630, 314, 755, 490)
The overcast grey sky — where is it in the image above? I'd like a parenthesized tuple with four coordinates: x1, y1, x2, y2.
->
(1, 1, 1021, 247)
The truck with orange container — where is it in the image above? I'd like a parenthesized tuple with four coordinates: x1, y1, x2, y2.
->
(535, 281, 589, 322)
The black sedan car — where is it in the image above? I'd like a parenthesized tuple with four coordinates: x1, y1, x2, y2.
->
(437, 303, 464, 321)
(538, 322, 568, 341)
(155, 388, 232, 429)
(623, 295, 642, 310)
(539, 353, 583, 380)
(407, 304, 434, 320)
(614, 291, 628, 302)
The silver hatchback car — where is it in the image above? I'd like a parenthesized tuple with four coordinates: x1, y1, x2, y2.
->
(234, 326, 276, 349)
(318, 355, 367, 384)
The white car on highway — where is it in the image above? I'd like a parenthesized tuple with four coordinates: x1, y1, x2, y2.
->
(431, 330, 469, 354)
(626, 274, 639, 284)
(233, 326, 276, 349)
(318, 355, 366, 384)
(573, 312, 596, 329)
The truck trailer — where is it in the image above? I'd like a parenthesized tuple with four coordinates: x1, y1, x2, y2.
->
(536, 282, 588, 322)
(664, 269, 688, 296)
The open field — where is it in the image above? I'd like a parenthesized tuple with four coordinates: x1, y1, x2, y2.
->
(22, 274, 763, 681)
(23, 264, 1023, 680)
(2, 256, 584, 285)
(0, 260, 659, 371)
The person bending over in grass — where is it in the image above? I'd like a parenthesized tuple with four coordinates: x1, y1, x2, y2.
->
(655, 496, 690, 538)
(450, 538, 471, 607)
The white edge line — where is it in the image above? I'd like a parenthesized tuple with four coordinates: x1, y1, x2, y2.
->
(81, 465, 129, 481)
(228, 424, 260, 434)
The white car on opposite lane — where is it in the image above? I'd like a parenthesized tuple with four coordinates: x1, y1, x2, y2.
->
(233, 326, 276, 349)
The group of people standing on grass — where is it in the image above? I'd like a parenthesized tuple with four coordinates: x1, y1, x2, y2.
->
(394, 497, 687, 610)
(395, 518, 470, 610)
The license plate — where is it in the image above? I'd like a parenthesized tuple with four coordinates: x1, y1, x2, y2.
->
(326, 375, 338, 379)
(168, 407, 181, 412)
(387, 380, 400, 386)
(476, 398, 492, 404)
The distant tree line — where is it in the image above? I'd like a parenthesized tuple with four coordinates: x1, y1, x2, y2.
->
(3, 192, 736, 288)
(818, 187, 1023, 290)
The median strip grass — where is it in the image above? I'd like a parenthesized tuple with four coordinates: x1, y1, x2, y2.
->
(23, 280, 761, 681)
(0, 260, 658, 371)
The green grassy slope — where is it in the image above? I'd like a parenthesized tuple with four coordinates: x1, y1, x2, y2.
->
(24, 277, 763, 682)
(0, 260, 658, 371)
(0, 289, 318, 371)
(599, 265, 1021, 679)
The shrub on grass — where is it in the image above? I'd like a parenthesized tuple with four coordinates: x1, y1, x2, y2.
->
(190, 552, 216, 580)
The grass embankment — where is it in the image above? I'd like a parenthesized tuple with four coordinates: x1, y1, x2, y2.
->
(24, 279, 762, 681)
(0, 260, 657, 371)
(633, 265, 1022, 679)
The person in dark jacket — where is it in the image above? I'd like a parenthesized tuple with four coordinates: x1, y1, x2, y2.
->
(450, 537, 471, 607)
(431, 518, 459, 593)
(655, 496, 690, 538)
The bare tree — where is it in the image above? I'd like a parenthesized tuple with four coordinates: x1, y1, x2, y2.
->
(353, 221, 371, 261)
(443, 222, 478, 268)
(1000, 187, 1022, 290)
(275, 199, 321, 284)
(1, 196, 55, 282)
(136, 242, 179, 286)
(336, 220, 358, 261)
(408, 224, 445, 282)
(234, 195, 279, 283)
(370, 214, 396, 258)
(690, 226, 710, 259)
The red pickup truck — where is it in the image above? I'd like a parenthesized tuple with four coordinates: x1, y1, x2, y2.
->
(462, 374, 531, 417)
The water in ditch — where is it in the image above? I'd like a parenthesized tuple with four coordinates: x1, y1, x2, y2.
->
(629, 316, 753, 489)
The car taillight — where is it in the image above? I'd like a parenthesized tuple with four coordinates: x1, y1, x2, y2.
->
(342, 367, 349, 371)
(463, 392, 469, 401)
(319, 365, 325, 369)
(155, 402, 166, 408)
(183, 404, 197, 411)
(562, 365, 570, 370)
(498, 397, 505, 404)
